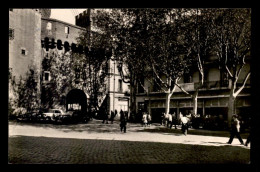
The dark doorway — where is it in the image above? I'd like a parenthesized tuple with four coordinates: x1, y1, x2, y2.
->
(66, 89, 87, 113)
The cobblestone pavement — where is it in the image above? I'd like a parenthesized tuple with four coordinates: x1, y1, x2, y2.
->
(8, 119, 251, 164)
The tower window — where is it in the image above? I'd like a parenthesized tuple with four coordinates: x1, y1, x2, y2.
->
(46, 22, 52, 30)
(21, 48, 27, 55)
(65, 26, 70, 34)
(43, 71, 50, 82)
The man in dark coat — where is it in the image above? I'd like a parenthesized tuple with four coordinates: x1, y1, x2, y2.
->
(227, 114, 244, 145)
(120, 109, 127, 133)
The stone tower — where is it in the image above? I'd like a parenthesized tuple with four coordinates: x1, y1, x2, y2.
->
(38, 9, 51, 18)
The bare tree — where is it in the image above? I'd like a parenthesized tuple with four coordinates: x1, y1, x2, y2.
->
(212, 8, 251, 126)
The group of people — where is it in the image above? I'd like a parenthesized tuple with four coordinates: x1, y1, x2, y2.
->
(102, 109, 118, 124)
(102, 109, 129, 133)
(101, 109, 251, 147)
(166, 112, 251, 146)
(161, 112, 179, 129)
(142, 112, 152, 127)
(161, 112, 191, 136)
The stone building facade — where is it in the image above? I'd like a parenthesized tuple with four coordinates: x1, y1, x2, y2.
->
(9, 9, 42, 109)
(9, 8, 130, 116)
(9, 9, 42, 84)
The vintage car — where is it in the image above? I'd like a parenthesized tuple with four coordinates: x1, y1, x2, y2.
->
(42, 109, 72, 123)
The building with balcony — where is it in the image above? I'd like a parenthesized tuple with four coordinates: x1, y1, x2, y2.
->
(135, 55, 251, 123)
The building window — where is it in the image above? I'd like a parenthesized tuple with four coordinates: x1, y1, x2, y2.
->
(183, 73, 193, 83)
(65, 26, 70, 34)
(153, 79, 160, 92)
(9, 28, 14, 40)
(118, 79, 123, 92)
(43, 71, 50, 82)
(47, 22, 52, 30)
(21, 48, 27, 55)
(47, 22, 52, 35)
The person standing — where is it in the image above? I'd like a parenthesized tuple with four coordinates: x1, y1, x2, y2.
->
(168, 113, 173, 129)
(172, 112, 178, 129)
(147, 112, 152, 127)
(115, 109, 118, 118)
(227, 114, 244, 145)
(142, 112, 148, 127)
(181, 114, 189, 136)
(110, 110, 115, 124)
(120, 109, 127, 133)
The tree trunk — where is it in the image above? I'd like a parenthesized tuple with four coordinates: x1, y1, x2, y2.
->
(130, 76, 137, 120)
(165, 91, 173, 115)
(193, 89, 199, 115)
(228, 94, 236, 128)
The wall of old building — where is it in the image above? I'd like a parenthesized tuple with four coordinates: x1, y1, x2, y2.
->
(9, 9, 42, 83)
(41, 18, 85, 44)
(106, 59, 130, 114)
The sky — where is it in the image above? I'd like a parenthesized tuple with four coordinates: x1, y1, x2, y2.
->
(50, 9, 86, 25)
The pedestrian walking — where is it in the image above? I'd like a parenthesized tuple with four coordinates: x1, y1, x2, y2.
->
(147, 113, 152, 127)
(120, 109, 127, 133)
(110, 110, 115, 124)
(168, 113, 173, 129)
(227, 114, 244, 145)
(142, 112, 148, 127)
(181, 114, 189, 136)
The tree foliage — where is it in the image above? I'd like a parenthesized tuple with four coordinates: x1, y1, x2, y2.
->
(212, 9, 251, 97)
(76, 25, 110, 112)
(9, 66, 40, 113)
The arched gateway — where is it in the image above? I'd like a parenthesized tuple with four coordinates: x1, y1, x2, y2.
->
(66, 89, 87, 113)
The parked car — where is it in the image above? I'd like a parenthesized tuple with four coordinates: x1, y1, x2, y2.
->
(69, 110, 90, 123)
(43, 109, 73, 123)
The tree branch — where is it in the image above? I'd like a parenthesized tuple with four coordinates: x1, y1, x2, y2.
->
(151, 63, 169, 89)
(174, 82, 193, 98)
(137, 79, 148, 93)
(234, 72, 250, 97)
